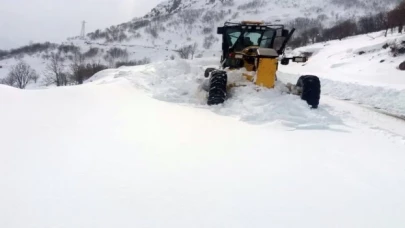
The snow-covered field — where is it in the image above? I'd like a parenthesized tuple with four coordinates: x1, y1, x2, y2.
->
(1, 57, 405, 228)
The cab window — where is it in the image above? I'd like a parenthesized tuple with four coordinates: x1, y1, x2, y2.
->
(225, 29, 241, 46)
(260, 30, 275, 48)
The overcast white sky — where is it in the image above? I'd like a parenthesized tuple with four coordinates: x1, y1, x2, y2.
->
(0, 0, 164, 49)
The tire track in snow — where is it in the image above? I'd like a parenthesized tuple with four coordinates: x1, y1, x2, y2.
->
(278, 72, 405, 119)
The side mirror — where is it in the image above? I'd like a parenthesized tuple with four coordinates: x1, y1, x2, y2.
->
(292, 56, 308, 63)
(281, 58, 290, 65)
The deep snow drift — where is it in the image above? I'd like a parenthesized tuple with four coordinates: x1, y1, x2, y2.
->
(1, 58, 405, 228)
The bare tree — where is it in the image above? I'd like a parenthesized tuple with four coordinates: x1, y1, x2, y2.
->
(301, 27, 321, 44)
(176, 42, 198, 59)
(374, 12, 390, 37)
(358, 15, 376, 34)
(31, 72, 39, 83)
(145, 24, 159, 38)
(1, 74, 16, 87)
(103, 47, 128, 67)
(5, 61, 38, 89)
(320, 19, 357, 41)
(69, 52, 85, 84)
(43, 52, 67, 86)
(388, 1, 405, 33)
(177, 45, 192, 59)
(190, 42, 198, 59)
(203, 34, 219, 49)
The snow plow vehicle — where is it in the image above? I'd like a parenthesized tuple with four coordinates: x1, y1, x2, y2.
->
(203, 21, 321, 108)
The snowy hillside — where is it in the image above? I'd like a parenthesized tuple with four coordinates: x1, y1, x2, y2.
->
(285, 31, 405, 86)
(1, 57, 405, 228)
(76, 0, 402, 56)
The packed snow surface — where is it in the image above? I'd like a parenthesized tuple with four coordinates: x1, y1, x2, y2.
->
(1, 58, 405, 228)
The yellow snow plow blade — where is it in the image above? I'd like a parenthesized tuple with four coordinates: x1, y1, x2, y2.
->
(242, 58, 277, 88)
(255, 58, 277, 88)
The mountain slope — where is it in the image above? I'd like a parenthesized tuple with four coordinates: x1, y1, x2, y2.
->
(83, 0, 401, 50)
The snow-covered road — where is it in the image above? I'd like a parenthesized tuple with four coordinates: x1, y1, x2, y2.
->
(1, 59, 405, 228)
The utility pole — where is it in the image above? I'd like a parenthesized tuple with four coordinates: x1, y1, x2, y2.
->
(80, 21, 86, 39)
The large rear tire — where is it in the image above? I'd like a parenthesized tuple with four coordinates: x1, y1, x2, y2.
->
(207, 70, 227, 106)
(296, 75, 321, 109)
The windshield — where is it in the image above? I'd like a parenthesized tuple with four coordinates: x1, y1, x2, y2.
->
(225, 28, 276, 51)
(244, 32, 262, 46)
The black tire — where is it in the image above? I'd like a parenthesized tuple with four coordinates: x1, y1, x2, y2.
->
(204, 68, 216, 78)
(207, 70, 227, 106)
(296, 75, 321, 109)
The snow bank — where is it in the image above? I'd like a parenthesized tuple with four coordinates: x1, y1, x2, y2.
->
(88, 58, 343, 129)
(2, 57, 405, 228)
